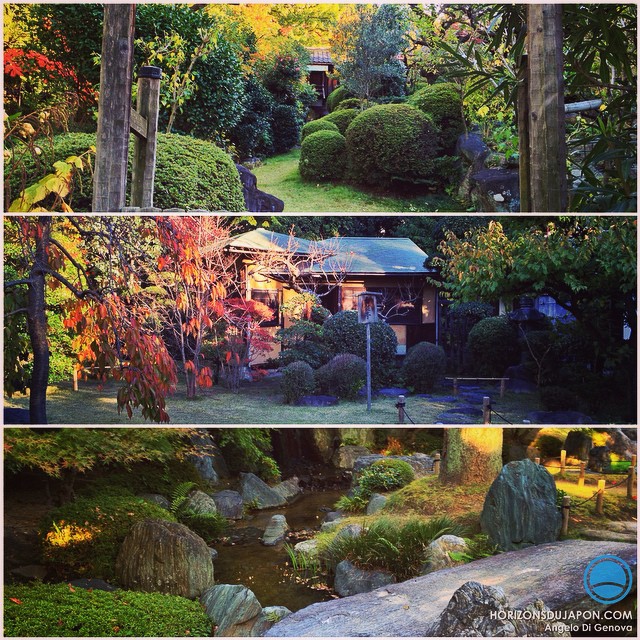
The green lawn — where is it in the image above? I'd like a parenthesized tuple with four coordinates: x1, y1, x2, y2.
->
(5, 375, 541, 425)
(251, 149, 462, 212)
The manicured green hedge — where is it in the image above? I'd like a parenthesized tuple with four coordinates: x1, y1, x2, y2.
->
(345, 104, 441, 187)
(402, 341, 446, 393)
(4, 582, 212, 637)
(281, 360, 316, 404)
(322, 108, 360, 135)
(407, 82, 465, 152)
(334, 98, 364, 111)
(326, 85, 353, 112)
(315, 353, 367, 399)
(299, 130, 346, 182)
(301, 119, 340, 141)
(6, 132, 245, 212)
(466, 315, 520, 377)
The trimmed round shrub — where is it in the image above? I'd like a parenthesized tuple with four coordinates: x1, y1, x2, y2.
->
(407, 82, 465, 152)
(322, 311, 397, 387)
(6, 132, 245, 212)
(40, 487, 176, 581)
(335, 98, 364, 111)
(345, 104, 441, 187)
(326, 85, 353, 112)
(3, 582, 212, 637)
(315, 353, 366, 399)
(301, 118, 340, 141)
(358, 458, 415, 493)
(401, 341, 446, 393)
(281, 360, 316, 404)
(323, 108, 360, 135)
(271, 103, 303, 154)
(299, 130, 346, 182)
(466, 316, 520, 377)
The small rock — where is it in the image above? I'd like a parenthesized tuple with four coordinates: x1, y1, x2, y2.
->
(261, 514, 289, 546)
(422, 535, 469, 574)
(139, 493, 170, 510)
(69, 578, 116, 592)
(209, 548, 219, 561)
(334, 560, 396, 597)
(335, 524, 363, 541)
(293, 539, 319, 558)
(187, 490, 218, 515)
(10, 565, 48, 581)
(272, 477, 302, 502)
(366, 493, 387, 515)
(240, 472, 287, 509)
(211, 490, 244, 520)
(201, 584, 265, 636)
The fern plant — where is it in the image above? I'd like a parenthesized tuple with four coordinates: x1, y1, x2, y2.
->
(169, 481, 227, 541)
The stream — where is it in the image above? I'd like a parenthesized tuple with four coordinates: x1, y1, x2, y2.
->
(213, 489, 344, 611)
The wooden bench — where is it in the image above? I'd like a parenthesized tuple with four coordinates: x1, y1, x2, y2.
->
(445, 377, 510, 398)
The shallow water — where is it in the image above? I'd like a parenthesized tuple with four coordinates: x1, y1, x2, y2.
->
(213, 490, 344, 611)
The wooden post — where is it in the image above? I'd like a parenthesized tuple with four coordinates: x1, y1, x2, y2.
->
(596, 479, 605, 515)
(525, 4, 568, 211)
(627, 455, 637, 499)
(452, 378, 459, 396)
(499, 377, 507, 398)
(397, 395, 406, 424)
(433, 452, 441, 475)
(366, 322, 372, 412)
(560, 449, 566, 475)
(561, 495, 570, 535)
(92, 4, 136, 212)
(578, 461, 586, 487)
(534, 457, 541, 465)
(72, 365, 79, 392)
(482, 396, 491, 424)
(131, 66, 162, 208)
(517, 53, 531, 211)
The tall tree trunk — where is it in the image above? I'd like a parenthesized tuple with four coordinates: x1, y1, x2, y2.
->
(27, 217, 51, 424)
(440, 428, 503, 485)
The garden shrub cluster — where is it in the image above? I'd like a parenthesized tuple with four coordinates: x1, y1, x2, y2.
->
(322, 108, 360, 135)
(335, 98, 364, 111)
(326, 85, 353, 112)
(3, 582, 212, 637)
(466, 316, 520, 377)
(299, 130, 347, 182)
(301, 119, 340, 141)
(281, 360, 316, 404)
(358, 458, 415, 493)
(401, 341, 446, 392)
(7, 132, 245, 212)
(315, 353, 367, 399)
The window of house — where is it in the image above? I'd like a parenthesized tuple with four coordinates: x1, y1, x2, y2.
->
(371, 286, 422, 324)
(250, 290, 282, 327)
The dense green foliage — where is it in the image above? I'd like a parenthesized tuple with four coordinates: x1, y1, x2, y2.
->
(271, 103, 304, 154)
(315, 353, 367, 399)
(3, 582, 212, 637)
(407, 82, 465, 152)
(299, 130, 347, 182)
(322, 311, 398, 387)
(281, 360, 316, 404)
(326, 85, 353, 112)
(41, 487, 176, 581)
(169, 481, 228, 542)
(358, 458, 415, 493)
(216, 428, 280, 483)
(301, 119, 340, 141)
(401, 341, 446, 392)
(335, 98, 365, 111)
(320, 516, 466, 580)
(345, 104, 441, 187)
(466, 316, 520, 377)
(322, 108, 360, 135)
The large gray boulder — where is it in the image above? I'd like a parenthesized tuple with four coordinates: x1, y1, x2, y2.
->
(189, 429, 228, 484)
(266, 540, 636, 637)
(331, 445, 371, 469)
(430, 581, 569, 637)
(240, 472, 287, 509)
(261, 514, 289, 546)
(334, 560, 396, 597)
(212, 490, 244, 519)
(480, 459, 561, 551)
(236, 164, 284, 212)
(201, 584, 266, 636)
(115, 519, 214, 599)
(187, 490, 218, 515)
(272, 477, 302, 502)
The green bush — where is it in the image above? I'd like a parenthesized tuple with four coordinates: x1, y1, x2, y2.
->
(345, 104, 441, 187)
(319, 515, 466, 580)
(322, 311, 397, 387)
(358, 458, 415, 494)
(3, 582, 212, 637)
(466, 316, 520, 377)
(535, 433, 564, 459)
(6, 132, 245, 212)
(169, 481, 228, 542)
(40, 487, 175, 581)
(271, 103, 303, 154)
(326, 85, 352, 112)
(402, 341, 446, 393)
(299, 130, 347, 182)
(281, 360, 316, 404)
(315, 353, 366, 399)
(539, 385, 579, 411)
(277, 320, 332, 369)
(323, 108, 360, 135)
(335, 98, 364, 111)
(301, 119, 340, 141)
(407, 82, 465, 152)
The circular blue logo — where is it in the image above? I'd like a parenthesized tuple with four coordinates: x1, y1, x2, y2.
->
(583, 554, 633, 604)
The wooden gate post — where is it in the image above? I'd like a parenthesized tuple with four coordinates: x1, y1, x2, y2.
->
(578, 461, 586, 487)
(397, 395, 406, 424)
(433, 452, 441, 475)
(92, 4, 136, 212)
(595, 479, 606, 515)
(482, 396, 491, 424)
(628, 455, 637, 499)
(131, 66, 162, 208)
(561, 495, 571, 535)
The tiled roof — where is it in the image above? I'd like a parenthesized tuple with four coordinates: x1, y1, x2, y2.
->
(308, 47, 333, 64)
(227, 229, 434, 275)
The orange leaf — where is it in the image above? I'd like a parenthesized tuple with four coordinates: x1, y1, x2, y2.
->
(68, 583, 76, 592)
(9, 598, 23, 605)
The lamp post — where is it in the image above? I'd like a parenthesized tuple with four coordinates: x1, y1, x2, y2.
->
(357, 291, 382, 411)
